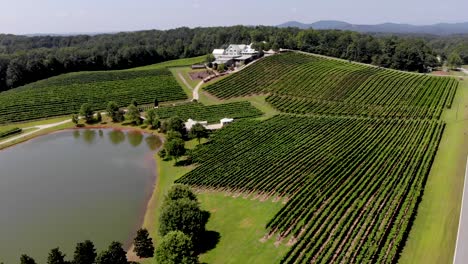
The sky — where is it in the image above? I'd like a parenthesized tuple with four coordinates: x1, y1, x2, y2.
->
(0, 0, 467, 34)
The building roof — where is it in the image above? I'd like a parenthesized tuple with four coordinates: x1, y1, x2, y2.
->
(212, 49, 225, 55)
(221, 118, 234, 123)
(235, 55, 253, 61)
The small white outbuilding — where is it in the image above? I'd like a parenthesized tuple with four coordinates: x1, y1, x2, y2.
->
(220, 118, 234, 126)
(185, 119, 208, 131)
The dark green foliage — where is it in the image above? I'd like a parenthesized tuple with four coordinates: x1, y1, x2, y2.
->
(161, 116, 186, 135)
(165, 184, 198, 202)
(106, 101, 123, 122)
(0, 127, 21, 138)
(79, 103, 93, 123)
(155, 231, 198, 264)
(96, 112, 102, 122)
(20, 255, 36, 264)
(131, 99, 138, 107)
(47, 248, 66, 264)
(71, 114, 79, 126)
(166, 131, 183, 141)
(133, 228, 155, 258)
(146, 109, 160, 129)
(126, 104, 141, 125)
(154, 102, 262, 123)
(189, 123, 209, 144)
(154, 98, 159, 107)
(73, 240, 97, 264)
(164, 138, 186, 162)
(159, 198, 208, 243)
(96, 242, 127, 264)
(0, 26, 451, 93)
(158, 149, 167, 158)
(448, 52, 463, 69)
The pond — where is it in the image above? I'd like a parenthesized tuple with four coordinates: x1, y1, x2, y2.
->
(0, 129, 161, 263)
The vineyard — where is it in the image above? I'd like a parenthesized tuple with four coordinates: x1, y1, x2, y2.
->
(0, 127, 22, 138)
(205, 52, 458, 119)
(0, 68, 187, 124)
(177, 115, 444, 263)
(154, 101, 262, 123)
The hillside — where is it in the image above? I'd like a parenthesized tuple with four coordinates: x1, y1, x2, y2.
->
(174, 51, 463, 263)
(0, 56, 204, 124)
(205, 52, 458, 119)
(278, 20, 468, 35)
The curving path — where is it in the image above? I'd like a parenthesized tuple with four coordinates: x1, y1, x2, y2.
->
(454, 156, 468, 264)
(0, 119, 71, 146)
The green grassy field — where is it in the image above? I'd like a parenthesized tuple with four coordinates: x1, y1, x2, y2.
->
(399, 78, 468, 264)
(198, 192, 287, 264)
(138, 138, 287, 264)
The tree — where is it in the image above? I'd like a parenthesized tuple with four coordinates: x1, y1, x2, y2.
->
(126, 104, 141, 125)
(159, 198, 208, 242)
(73, 240, 97, 264)
(20, 255, 36, 264)
(216, 63, 226, 73)
(79, 103, 94, 123)
(71, 114, 79, 126)
(96, 242, 127, 264)
(95, 112, 102, 122)
(161, 116, 186, 135)
(165, 184, 198, 202)
(164, 138, 186, 162)
(47, 248, 66, 264)
(106, 101, 122, 122)
(167, 130, 183, 141)
(133, 228, 155, 258)
(155, 231, 198, 264)
(447, 52, 463, 69)
(146, 109, 160, 129)
(190, 123, 208, 144)
(131, 99, 138, 107)
(154, 98, 159, 108)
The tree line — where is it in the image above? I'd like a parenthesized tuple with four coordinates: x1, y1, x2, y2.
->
(2, 26, 467, 91)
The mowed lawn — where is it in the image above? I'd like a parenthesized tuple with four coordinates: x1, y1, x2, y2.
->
(400, 77, 468, 264)
(139, 139, 287, 264)
(198, 192, 287, 264)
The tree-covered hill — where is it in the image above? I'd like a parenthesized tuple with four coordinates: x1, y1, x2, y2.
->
(2, 26, 464, 92)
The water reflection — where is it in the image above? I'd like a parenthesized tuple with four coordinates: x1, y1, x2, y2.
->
(82, 130, 97, 145)
(127, 131, 143, 147)
(145, 135, 162, 151)
(108, 130, 126, 145)
(72, 129, 160, 150)
(73, 130, 80, 139)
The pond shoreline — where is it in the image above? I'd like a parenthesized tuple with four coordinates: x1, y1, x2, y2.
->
(0, 124, 163, 261)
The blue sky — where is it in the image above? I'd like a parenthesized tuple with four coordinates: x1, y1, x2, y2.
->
(0, 0, 467, 34)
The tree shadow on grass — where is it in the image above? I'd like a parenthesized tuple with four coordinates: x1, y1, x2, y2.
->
(197, 230, 221, 255)
(174, 158, 193, 167)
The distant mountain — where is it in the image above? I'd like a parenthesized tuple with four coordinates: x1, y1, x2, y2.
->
(277, 20, 468, 35)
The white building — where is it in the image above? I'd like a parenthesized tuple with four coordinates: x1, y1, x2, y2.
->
(212, 44, 259, 66)
(185, 119, 208, 131)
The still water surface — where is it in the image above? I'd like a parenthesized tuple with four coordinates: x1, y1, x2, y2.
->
(0, 129, 160, 263)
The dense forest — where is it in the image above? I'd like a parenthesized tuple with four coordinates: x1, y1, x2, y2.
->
(1, 26, 467, 91)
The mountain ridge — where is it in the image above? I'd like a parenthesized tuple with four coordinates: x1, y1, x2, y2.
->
(277, 20, 468, 35)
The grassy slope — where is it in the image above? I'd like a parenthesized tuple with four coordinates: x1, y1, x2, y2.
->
(139, 138, 286, 264)
(198, 192, 287, 264)
(171, 66, 279, 120)
(400, 78, 468, 264)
